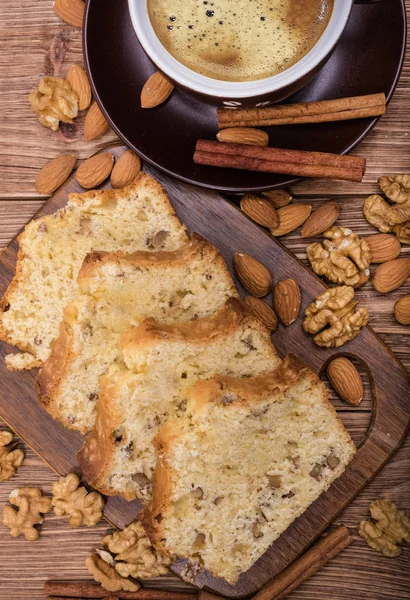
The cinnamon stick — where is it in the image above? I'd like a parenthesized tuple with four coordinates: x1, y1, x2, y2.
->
(194, 140, 366, 182)
(253, 524, 352, 600)
(44, 582, 197, 600)
(217, 93, 386, 128)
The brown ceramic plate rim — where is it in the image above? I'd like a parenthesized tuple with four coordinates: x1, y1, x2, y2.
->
(83, 0, 407, 193)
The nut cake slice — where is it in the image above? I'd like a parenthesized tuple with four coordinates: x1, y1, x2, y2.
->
(36, 234, 237, 433)
(78, 298, 280, 500)
(142, 355, 356, 584)
(0, 173, 188, 371)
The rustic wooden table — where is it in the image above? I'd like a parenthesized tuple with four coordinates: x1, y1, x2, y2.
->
(0, 1, 409, 599)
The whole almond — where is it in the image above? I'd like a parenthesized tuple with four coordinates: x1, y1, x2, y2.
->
(217, 128, 269, 147)
(244, 297, 278, 332)
(36, 155, 76, 195)
(84, 101, 109, 141)
(233, 253, 272, 297)
(111, 151, 141, 188)
(366, 233, 401, 264)
(75, 153, 114, 189)
(372, 258, 410, 293)
(273, 279, 301, 326)
(270, 204, 312, 237)
(66, 65, 91, 111)
(394, 295, 410, 325)
(301, 201, 341, 238)
(54, 0, 84, 28)
(327, 357, 363, 405)
(262, 189, 292, 208)
(141, 72, 174, 109)
(240, 195, 279, 228)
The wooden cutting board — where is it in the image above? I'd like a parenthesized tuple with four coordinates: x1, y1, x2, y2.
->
(0, 147, 409, 598)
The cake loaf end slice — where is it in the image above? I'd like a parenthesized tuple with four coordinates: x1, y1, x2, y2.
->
(142, 354, 356, 584)
(0, 172, 188, 369)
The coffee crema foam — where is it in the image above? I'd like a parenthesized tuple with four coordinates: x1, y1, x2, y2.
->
(148, 0, 334, 82)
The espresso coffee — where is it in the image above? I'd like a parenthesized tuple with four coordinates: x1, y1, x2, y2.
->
(148, 0, 334, 82)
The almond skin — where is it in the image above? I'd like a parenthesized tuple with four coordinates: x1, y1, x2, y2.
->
(301, 201, 341, 238)
(53, 0, 84, 28)
(233, 253, 272, 297)
(262, 189, 292, 208)
(366, 233, 402, 264)
(273, 279, 301, 326)
(84, 101, 109, 141)
(75, 152, 114, 189)
(111, 150, 142, 188)
(66, 65, 91, 111)
(240, 195, 279, 228)
(141, 72, 174, 109)
(217, 128, 269, 147)
(394, 295, 410, 325)
(244, 297, 278, 332)
(36, 155, 76, 195)
(372, 258, 410, 293)
(327, 357, 363, 405)
(270, 204, 312, 237)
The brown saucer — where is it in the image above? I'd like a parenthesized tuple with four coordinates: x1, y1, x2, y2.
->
(83, 0, 406, 193)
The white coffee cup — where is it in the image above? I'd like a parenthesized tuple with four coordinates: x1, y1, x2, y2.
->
(128, 0, 385, 108)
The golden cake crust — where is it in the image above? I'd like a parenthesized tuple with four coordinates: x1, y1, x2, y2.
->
(121, 297, 268, 352)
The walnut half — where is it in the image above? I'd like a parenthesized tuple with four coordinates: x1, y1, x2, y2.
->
(307, 227, 371, 287)
(303, 286, 369, 348)
(51, 473, 104, 528)
(29, 76, 79, 131)
(0, 430, 24, 483)
(2, 487, 52, 541)
(87, 521, 171, 593)
(359, 499, 410, 557)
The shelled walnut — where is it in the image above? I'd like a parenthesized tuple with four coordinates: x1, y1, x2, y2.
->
(379, 174, 410, 205)
(0, 431, 24, 483)
(364, 175, 410, 246)
(29, 76, 79, 131)
(87, 521, 171, 593)
(102, 521, 171, 579)
(303, 286, 369, 348)
(359, 500, 410, 557)
(86, 553, 140, 593)
(364, 195, 409, 233)
(394, 222, 410, 244)
(2, 488, 52, 541)
(51, 473, 104, 527)
(306, 227, 371, 287)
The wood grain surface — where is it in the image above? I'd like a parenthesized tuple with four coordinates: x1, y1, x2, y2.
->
(0, 0, 409, 599)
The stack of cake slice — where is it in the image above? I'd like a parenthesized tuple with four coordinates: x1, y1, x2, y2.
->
(35, 234, 237, 433)
(0, 169, 356, 585)
(78, 298, 281, 501)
